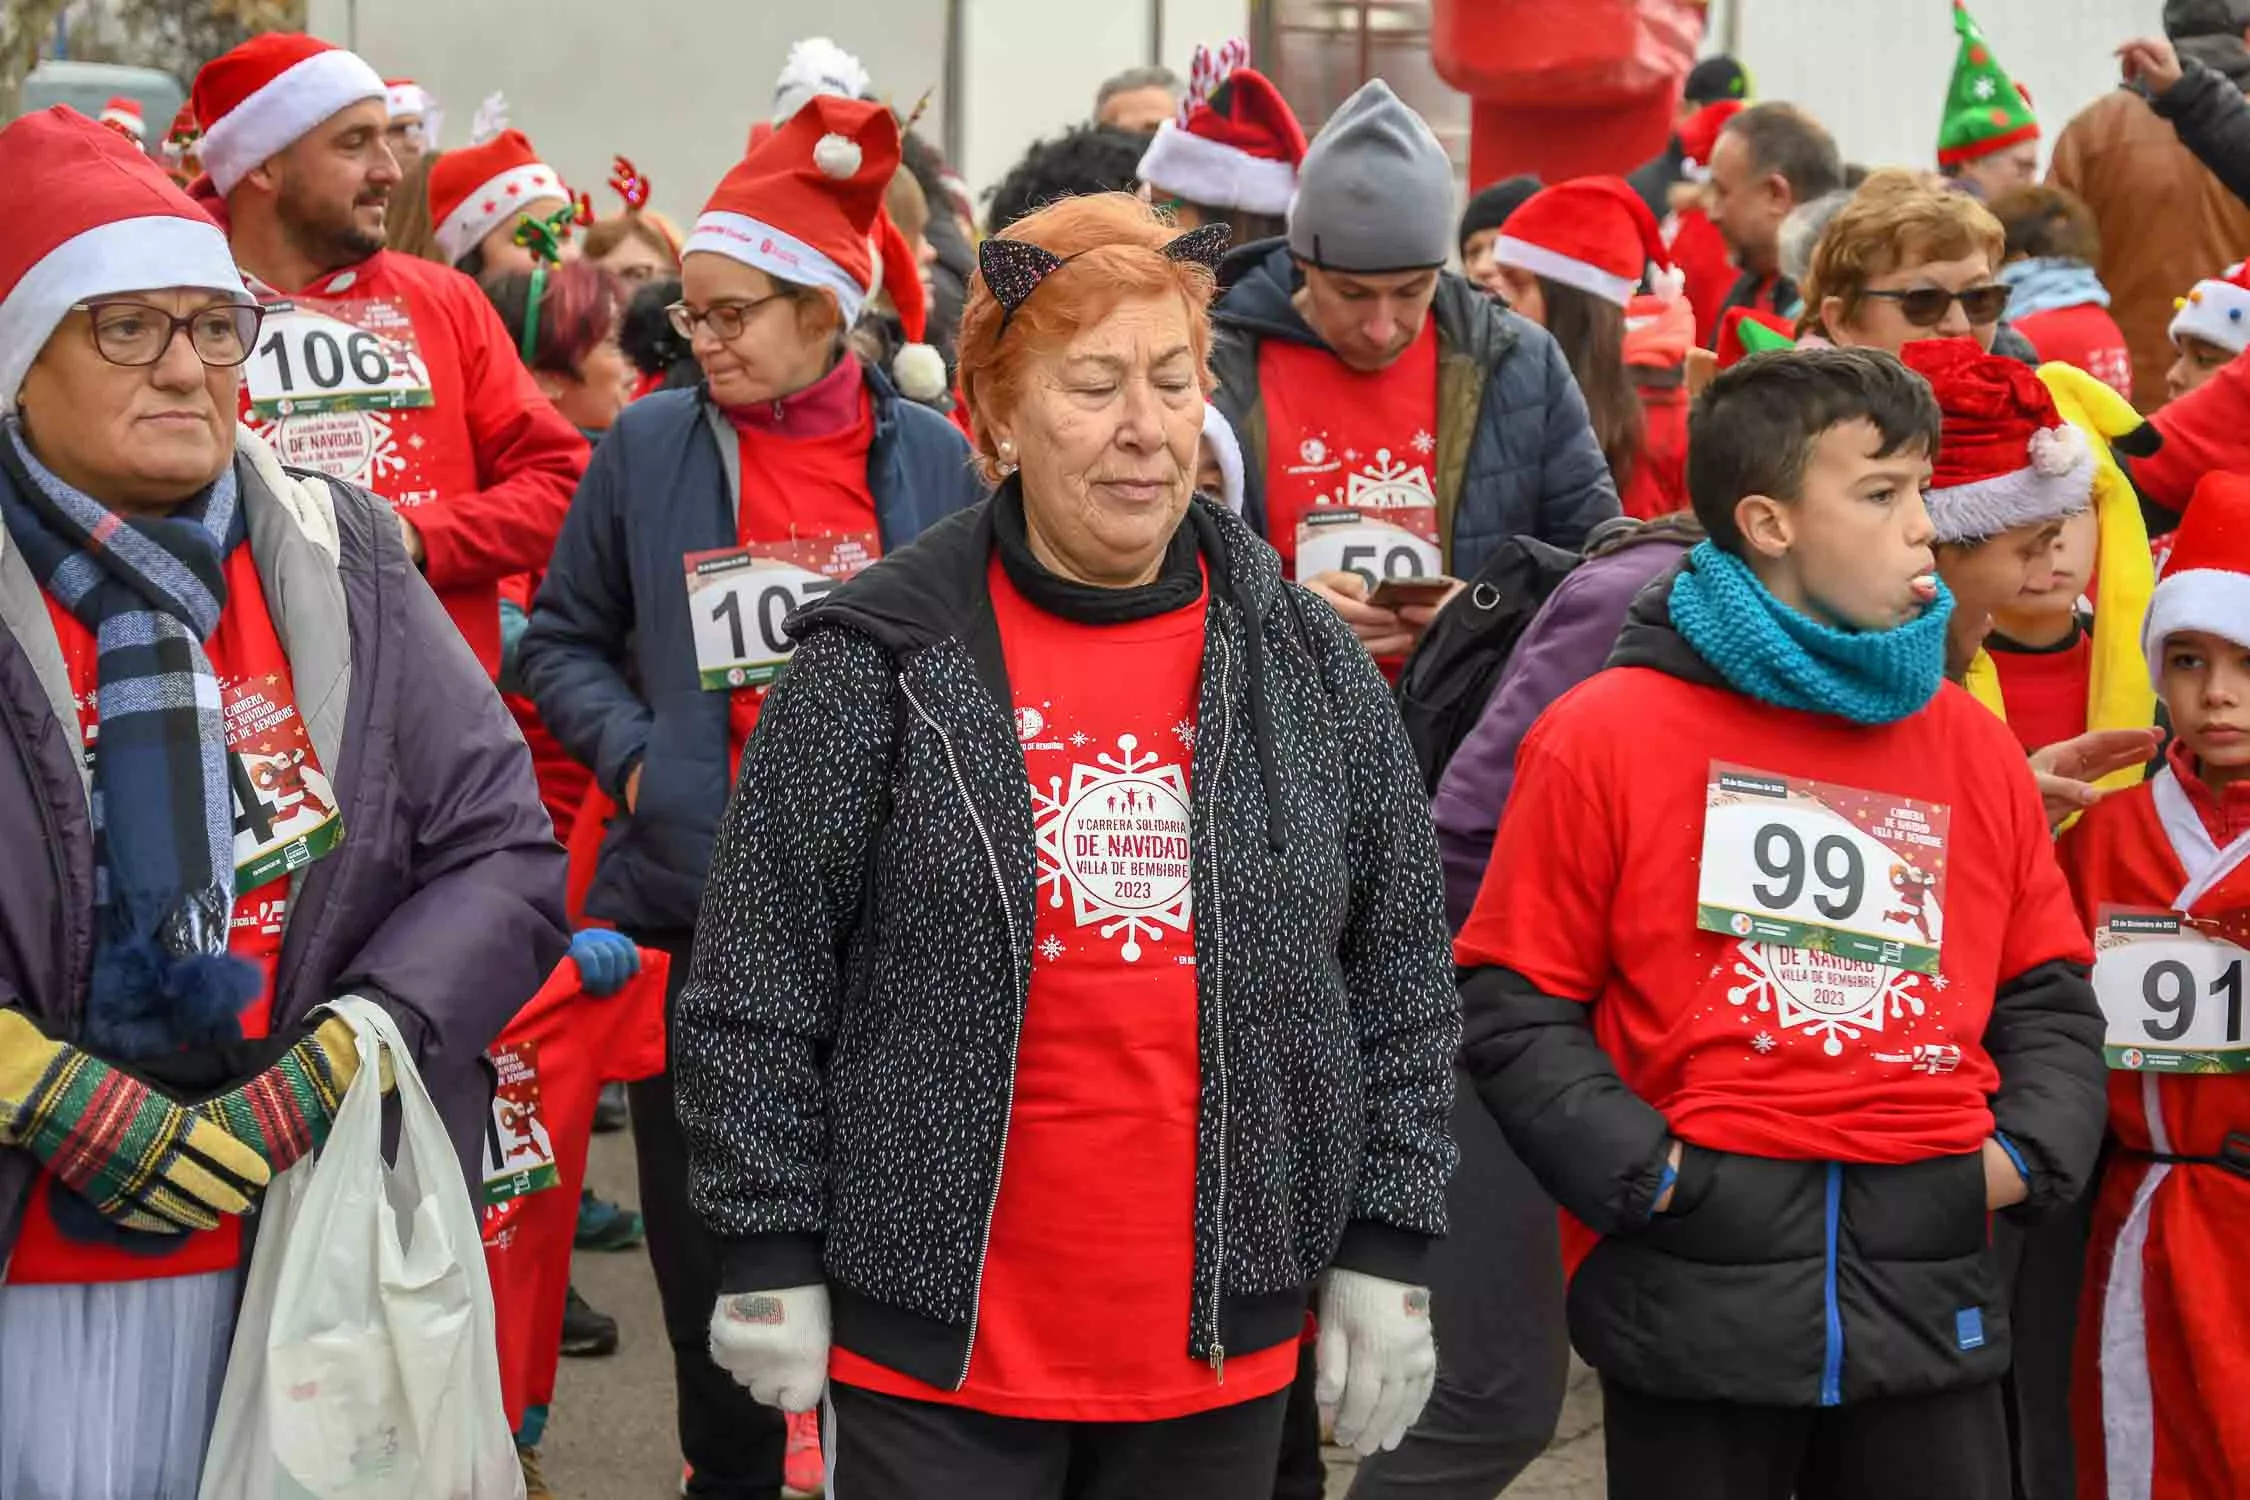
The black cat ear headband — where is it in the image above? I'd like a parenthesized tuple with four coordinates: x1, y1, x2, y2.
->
(979, 222, 1233, 339)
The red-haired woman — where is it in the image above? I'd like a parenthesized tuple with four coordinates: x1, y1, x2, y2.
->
(517, 95, 981, 1495)
(670, 187, 1455, 1493)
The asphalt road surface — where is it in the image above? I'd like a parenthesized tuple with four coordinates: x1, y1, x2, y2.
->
(542, 1127, 1605, 1499)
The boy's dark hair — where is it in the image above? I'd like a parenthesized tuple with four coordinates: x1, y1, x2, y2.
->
(984, 124, 1153, 235)
(1988, 184, 2103, 266)
(1687, 347, 1940, 554)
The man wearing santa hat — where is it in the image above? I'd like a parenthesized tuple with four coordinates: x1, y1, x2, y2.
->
(97, 96, 146, 148)
(188, 32, 587, 679)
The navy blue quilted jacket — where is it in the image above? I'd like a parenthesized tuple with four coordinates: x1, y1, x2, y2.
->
(1209, 242, 1620, 577)
(674, 491, 1460, 1391)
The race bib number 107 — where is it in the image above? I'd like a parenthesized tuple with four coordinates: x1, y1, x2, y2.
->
(2095, 908, 2250, 1073)
(1695, 763, 1951, 974)
(685, 532, 878, 690)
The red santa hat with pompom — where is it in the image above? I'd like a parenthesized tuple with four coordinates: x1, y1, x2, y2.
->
(2144, 470, 2250, 680)
(1678, 99, 1747, 182)
(427, 130, 567, 266)
(1901, 336, 2093, 543)
(1136, 40, 1306, 218)
(191, 33, 385, 196)
(98, 97, 146, 145)
(1493, 175, 1675, 308)
(2169, 261, 2250, 359)
(688, 94, 898, 330)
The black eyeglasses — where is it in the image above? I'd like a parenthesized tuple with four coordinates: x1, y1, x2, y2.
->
(1861, 283, 2012, 329)
(73, 300, 265, 369)
(666, 292, 793, 343)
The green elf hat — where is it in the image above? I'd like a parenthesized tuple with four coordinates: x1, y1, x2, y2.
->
(1938, 1, 2038, 166)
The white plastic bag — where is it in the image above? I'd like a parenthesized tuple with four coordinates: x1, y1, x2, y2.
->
(199, 997, 525, 1499)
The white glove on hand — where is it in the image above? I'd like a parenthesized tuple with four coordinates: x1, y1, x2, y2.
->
(1315, 1268, 1437, 1457)
(708, 1284, 830, 1412)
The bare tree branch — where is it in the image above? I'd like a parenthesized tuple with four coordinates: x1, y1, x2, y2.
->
(0, 0, 74, 119)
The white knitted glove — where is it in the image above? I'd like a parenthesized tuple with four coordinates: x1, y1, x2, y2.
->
(708, 1284, 830, 1412)
(1315, 1269, 1437, 1456)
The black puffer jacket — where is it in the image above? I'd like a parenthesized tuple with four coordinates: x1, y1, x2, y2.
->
(1460, 570, 2107, 1410)
(676, 487, 1459, 1390)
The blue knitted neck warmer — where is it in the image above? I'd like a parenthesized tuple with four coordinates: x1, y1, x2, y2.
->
(1667, 541, 1953, 725)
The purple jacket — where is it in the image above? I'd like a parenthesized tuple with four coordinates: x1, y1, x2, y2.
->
(0, 437, 569, 1263)
(1431, 535, 1691, 930)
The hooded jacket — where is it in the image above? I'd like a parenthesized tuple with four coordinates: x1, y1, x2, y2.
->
(673, 490, 1459, 1390)
(1457, 567, 2107, 1408)
(0, 432, 569, 1260)
(1208, 242, 1619, 577)
(517, 368, 983, 935)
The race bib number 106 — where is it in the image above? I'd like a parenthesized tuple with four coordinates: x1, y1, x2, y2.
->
(245, 297, 435, 420)
(1695, 763, 1951, 974)
(2095, 908, 2250, 1073)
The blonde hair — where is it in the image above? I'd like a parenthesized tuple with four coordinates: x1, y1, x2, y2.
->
(385, 149, 447, 265)
(1801, 169, 2004, 336)
(580, 210, 683, 270)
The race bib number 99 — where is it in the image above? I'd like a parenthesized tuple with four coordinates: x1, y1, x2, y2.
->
(1696, 763, 1950, 975)
(685, 533, 877, 690)
(2095, 908, 2250, 1073)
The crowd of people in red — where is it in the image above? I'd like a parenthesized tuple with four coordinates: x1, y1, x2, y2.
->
(10, 4, 2250, 1499)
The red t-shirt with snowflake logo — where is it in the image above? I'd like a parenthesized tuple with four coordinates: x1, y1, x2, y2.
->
(1255, 320, 1442, 578)
(1456, 667, 2090, 1181)
(828, 556, 1296, 1419)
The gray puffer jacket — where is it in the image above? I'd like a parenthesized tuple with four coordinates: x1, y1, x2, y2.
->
(675, 487, 1459, 1392)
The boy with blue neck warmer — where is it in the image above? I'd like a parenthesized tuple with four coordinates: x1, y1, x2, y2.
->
(1456, 346, 2108, 1500)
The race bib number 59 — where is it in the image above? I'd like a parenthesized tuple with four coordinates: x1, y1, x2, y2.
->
(1696, 763, 1950, 974)
(2095, 908, 2250, 1073)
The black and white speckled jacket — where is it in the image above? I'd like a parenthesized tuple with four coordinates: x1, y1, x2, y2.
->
(675, 486, 1459, 1392)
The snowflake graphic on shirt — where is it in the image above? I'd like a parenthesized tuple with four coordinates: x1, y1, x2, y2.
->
(1724, 940, 1928, 1058)
(1030, 733, 1193, 962)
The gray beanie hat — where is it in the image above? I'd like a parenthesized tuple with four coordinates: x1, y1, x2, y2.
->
(1287, 79, 1454, 273)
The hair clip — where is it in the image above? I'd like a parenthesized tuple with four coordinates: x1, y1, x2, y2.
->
(609, 155, 652, 212)
(980, 237, 1073, 335)
(511, 204, 577, 266)
(1162, 222, 1233, 269)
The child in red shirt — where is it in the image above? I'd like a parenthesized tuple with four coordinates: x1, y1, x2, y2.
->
(2059, 472, 2250, 1500)
(1456, 347, 2106, 1500)
(1987, 508, 2098, 755)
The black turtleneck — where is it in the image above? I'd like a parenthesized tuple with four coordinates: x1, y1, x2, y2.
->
(991, 477, 1204, 624)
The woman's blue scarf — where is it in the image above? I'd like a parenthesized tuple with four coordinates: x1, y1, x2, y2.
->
(1667, 541, 1952, 725)
(1998, 256, 2111, 319)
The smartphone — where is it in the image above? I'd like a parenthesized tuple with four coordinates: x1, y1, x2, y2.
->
(1367, 577, 1456, 610)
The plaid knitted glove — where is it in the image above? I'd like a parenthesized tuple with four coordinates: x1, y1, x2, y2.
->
(0, 1007, 271, 1234)
(193, 1014, 362, 1174)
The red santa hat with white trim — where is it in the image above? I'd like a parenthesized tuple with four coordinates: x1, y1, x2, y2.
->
(385, 78, 430, 121)
(1136, 40, 1307, 219)
(1492, 176, 1675, 308)
(1900, 336, 2093, 543)
(2169, 261, 2250, 359)
(2144, 470, 2250, 679)
(1678, 99, 1746, 182)
(192, 32, 385, 196)
(427, 130, 568, 267)
(98, 97, 146, 145)
(0, 108, 246, 414)
(687, 94, 898, 329)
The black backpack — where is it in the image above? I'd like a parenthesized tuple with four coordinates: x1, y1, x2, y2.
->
(1395, 516, 1663, 795)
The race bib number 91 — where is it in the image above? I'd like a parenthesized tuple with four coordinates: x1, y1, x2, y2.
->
(2095, 907, 2250, 1073)
(1696, 763, 1950, 975)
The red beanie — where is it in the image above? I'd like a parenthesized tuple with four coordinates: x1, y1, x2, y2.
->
(428, 130, 567, 266)
(0, 108, 245, 412)
(686, 94, 899, 325)
(1679, 99, 1748, 179)
(1902, 337, 2093, 543)
(1493, 176, 1672, 308)
(192, 33, 385, 196)
(2144, 471, 2250, 679)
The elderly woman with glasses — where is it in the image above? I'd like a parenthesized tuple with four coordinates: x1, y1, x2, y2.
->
(1801, 169, 2016, 355)
(518, 94, 979, 1493)
(0, 109, 566, 1498)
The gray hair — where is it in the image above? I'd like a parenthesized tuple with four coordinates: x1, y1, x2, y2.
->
(1780, 189, 1854, 286)
(1096, 66, 1181, 113)
(1721, 102, 1844, 208)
